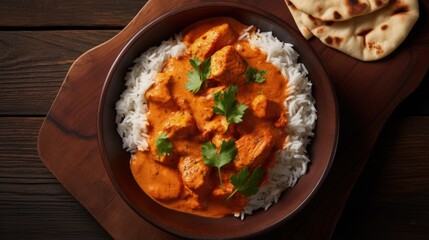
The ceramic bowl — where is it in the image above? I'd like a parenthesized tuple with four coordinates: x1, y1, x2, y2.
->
(98, 2, 338, 239)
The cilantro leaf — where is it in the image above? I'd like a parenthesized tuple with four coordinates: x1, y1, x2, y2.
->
(189, 58, 201, 70)
(226, 166, 265, 201)
(202, 139, 238, 187)
(185, 70, 201, 93)
(156, 133, 173, 156)
(218, 140, 238, 167)
(245, 67, 267, 83)
(185, 57, 211, 93)
(201, 141, 218, 164)
(200, 57, 211, 80)
(212, 85, 248, 124)
(228, 102, 248, 124)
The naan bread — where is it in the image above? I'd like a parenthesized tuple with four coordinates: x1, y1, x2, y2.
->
(289, 0, 390, 21)
(285, 0, 313, 39)
(301, 0, 419, 61)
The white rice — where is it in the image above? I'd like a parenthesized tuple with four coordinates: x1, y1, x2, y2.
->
(237, 27, 316, 219)
(115, 27, 316, 219)
(115, 35, 186, 152)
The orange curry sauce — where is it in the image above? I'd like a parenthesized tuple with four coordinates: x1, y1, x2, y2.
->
(130, 17, 288, 218)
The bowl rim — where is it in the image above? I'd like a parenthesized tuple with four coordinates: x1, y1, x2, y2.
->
(98, 2, 339, 239)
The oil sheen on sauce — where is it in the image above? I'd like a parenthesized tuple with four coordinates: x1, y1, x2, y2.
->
(130, 17, 288, 218)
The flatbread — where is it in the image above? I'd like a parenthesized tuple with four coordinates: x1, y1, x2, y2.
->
(301, 0, 419, 61)
(285, 0, 313, 39)
(289, 0, 390, 21)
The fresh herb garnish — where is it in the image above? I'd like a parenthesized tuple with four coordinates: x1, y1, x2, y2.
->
(202, 139, 238, 187)
(185, 57, 211, 93)
(212, 85, 248, 124)
(226, 166, 265, 201)
(156, 133, 173, 156)
(245, 66, 267, 83)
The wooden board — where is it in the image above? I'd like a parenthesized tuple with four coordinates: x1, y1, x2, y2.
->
(37, 0, 429, 239)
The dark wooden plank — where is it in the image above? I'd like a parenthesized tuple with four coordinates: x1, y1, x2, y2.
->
(36, 0, 429, 239)
(0, 30, 118, 115)
(0, 0, 147, 28)
(0, 116, 427, 239)
(0, 16, 427, 118)
(0, 117, 111, 239)
(333, 116, 429, 240)
(1, 30, 426, 117)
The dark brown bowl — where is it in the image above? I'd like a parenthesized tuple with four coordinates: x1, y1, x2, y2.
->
(98, 2, 338, 239)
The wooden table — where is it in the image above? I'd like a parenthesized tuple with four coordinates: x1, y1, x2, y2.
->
(1, 0, 428, 239)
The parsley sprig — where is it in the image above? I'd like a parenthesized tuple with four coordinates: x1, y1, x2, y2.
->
(226, 166, 265, 201)
(155, 133, 173, 157)
(245, 67, 267, 83)
(213, 85, 248, 124)
(185, 57, 211, 93)
(202, 139, 238, 187)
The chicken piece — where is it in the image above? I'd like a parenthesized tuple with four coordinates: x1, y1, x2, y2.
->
(174, 97, 191, 111)
(189, 23, 237, 60)
(149, 141, 176, 166)
(211, 133, 234, 149)
(193, 95, 215, 123)
(210, 45, 247, 85)
(131, 152, 183, 202)
(233, 128, 274, 170)
(251, 94, 280, 119)
(182, 86, 226, 133)
(200, 86, 226, 118)
(178, 156, 212, 193)
(205, 86, 227, 96)
(146, 166, 182, 202)
(163, 111, 196, 139)
(211, 180, 235, 199)
(234, 41, 261, 59)
(145, 73, 172, 104)
(201, 115, 229, 139)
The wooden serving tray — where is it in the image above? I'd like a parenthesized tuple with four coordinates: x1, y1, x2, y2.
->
(38, 0, 429, 239)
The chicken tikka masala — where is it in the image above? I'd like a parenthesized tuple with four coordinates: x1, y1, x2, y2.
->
(130, 17, 289, 218)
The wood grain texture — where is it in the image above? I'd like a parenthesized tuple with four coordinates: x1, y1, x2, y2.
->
(0, 31, 118, 115)
(36, 0, 429, 239)
(1, 116, 428, 239)
(333, 117, 429, 240)
(0, 0, 422, 239)
(0, 118, 111, 239)
(0, 0, 146, 28)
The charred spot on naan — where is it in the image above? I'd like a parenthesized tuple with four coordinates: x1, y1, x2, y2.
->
(321, 24, 385, 53)
(375, 0, 389, 7)
(333, 11, 342, 20)
(291, 0, 419, 61)
(368, 42, 384, 55)
(316, 28, 325, 35)
(289, 0, 390, 22)
(347, 0, 369, 16)
(324, 36, 344, 47)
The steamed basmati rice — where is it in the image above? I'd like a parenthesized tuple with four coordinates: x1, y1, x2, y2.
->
(115, 26, 316, 219)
